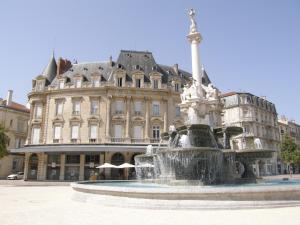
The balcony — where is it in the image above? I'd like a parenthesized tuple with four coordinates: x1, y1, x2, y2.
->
(90, 109, 99, 115)
(150, 138, 160, 143)
(72, 111, 80, 116)
(131, 138, 145, 143)
(115, 110, 124, 115)
(110, 138, 125, 143)
(71, 139, 79, 144)
(134, 111, 142, 116)
(53, 139, 60, 144)
(89, 138, 97, 143)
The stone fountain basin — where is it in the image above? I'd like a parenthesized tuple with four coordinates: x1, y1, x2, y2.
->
(71, 180, 300, 201)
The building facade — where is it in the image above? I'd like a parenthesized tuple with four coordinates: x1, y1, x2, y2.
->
(221, 92, 280, 176)
(20, 50, 212, 181)
(0, 90, 29, 178)
(278, 116, 300, 173)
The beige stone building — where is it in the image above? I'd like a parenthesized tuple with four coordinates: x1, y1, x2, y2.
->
(16, 50, 211, 181)
(0, 90, 29, 178)
(221, 92, 280, 176)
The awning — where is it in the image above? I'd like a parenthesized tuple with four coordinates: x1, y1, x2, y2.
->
(10, 144, 166, 154)
(117, 163, 135, 168)
(96, 163, 118, 168)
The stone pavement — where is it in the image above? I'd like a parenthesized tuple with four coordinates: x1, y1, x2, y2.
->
(0, 185, 300, 225)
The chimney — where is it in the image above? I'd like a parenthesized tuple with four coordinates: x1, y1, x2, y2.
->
(6, 90, 13, 106)
(173, 64, 179, 75)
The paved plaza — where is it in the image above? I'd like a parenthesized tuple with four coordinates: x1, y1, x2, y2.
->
(0, 180, 300, 225)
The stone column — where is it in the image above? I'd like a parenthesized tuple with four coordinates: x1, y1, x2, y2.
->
(59, 154, 65, 181)
(144, 97, 150, 140)
(23, 153, 30, 180)
(105, 96, 112, 140)
(37, 153, 45, 181)
(42, 154, 48, 180)
(104, 152, 111, 179)
(99, 152, 105, 179)
(163, 99, 168, 132)
(125, 97, 131, 141)
(79, 154, 85, 181)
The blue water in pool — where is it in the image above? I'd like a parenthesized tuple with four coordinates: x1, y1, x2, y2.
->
(91, 179, 300, 189)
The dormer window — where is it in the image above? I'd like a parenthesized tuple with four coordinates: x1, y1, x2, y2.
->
(136, 79, 141, 88)
(174, 83, 180, 92)
(92, 78, 100, 87)
(59, 80, 64, 89)
(153, 80, 158, 89)
(75, 79, 81, 88)
(117, 77, 123, 87)
(36, 81, 44, 91)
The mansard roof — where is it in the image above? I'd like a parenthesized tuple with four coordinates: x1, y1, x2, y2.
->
(50, 50, 212, 86)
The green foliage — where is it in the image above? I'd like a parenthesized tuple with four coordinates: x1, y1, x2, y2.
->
(280, 134, 300, 164)
(0, 124, 10, 158)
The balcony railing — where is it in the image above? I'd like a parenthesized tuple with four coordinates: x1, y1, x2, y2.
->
(53, 139, 60, 143)
(111, 138, 125, 143)
(72, 111, 80, 115)
(150, 138, 160, 143)
(71, 139, 78, 143)
(89, 138, 97, 143)
(115, 110, 124, 115)
(131, 138, 145, 143)
(134, 111, 142, 116)
(90, 109, 99, 115)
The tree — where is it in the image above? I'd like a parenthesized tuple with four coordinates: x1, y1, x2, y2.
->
(280, 134, 300, 165)
(0, 124, 10, 159)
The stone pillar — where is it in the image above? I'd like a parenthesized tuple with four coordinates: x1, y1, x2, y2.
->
(145, 98, 150, 139)
(37, 153, 45, 181)
(104, 152, 111, 179)
(59, 154, 65, 181)
(125, 97, 131, 140)
(23, 153, 30, 180)
(79, 154, 85, 181)
(163, 100, 168, 132)
(42, 154, 48, 180)
(99, 152, 105, 179)
(106, 96, 111, 140)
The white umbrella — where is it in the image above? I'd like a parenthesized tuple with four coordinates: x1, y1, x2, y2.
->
(117, 163, 135, 168)
(96, 163, 118, 168)
(137, 163, 154, 168)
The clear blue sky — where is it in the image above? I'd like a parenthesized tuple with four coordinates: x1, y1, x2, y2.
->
(0, 0, 299, 122)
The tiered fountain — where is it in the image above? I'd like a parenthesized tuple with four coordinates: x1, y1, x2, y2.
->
(135, 9, 273, 185)
(72, 9, 300, 207)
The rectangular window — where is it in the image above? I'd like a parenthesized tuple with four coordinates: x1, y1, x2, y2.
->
(36, 81, 44, 91)
(117, 77, 123, 87)
(54, 126, 61, 141)
(115, 100, 124, 114)
(152, 101, 160, 116)
(15, 138, 21, 148)
(17, 120, 25, 132)
(73, 101, 80, 115)
(133, 126, 143, 139)
(56, 101, 63, 115)
(32, 127, 40, 145)
(66, 155, 80, 164)
(35, 104, 42, 118)
(134, 101, 142, 115)
(175, 83, 179, 92)
(91, 100, 99, 115)
(75, 79, 81, 88)
(71, 125, 79, 140)
(92, 79, 100, 87)
(153, 80, 158, 89)
(152, 126, 160, 139)
(114, 125, 122, 138)
(175, 106, 181, 117)
(59, 80, 64, 89)
(136, 79, 141, 88)
(85, 154, 100, 164)
(90, 125, 97, 141)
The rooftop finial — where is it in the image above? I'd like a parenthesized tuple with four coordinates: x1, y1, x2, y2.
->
(188, 8, 198, 34)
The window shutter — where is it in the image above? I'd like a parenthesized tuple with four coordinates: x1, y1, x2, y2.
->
(114, 125, 122, 138)
(71, 125, 79, 139)
(90, 125, 97, 139)
(32, 128, 40, 144)
(135, 101, 142, 112)
(54, 126, 61, 139)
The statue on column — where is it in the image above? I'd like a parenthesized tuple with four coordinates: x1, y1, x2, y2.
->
(188, 8, 198, 33)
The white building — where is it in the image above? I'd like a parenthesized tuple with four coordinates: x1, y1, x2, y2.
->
(221, 92, 280, 176)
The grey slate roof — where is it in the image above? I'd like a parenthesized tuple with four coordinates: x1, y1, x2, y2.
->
(49, 50, 211, 86)
(42, 53, 57, 83)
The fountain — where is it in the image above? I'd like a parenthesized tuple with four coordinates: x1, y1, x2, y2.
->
(71, 9, 300, 207)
